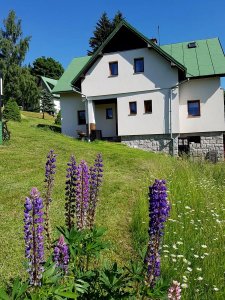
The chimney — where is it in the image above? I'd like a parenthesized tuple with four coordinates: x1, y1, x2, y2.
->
(150, 38, 158, 45)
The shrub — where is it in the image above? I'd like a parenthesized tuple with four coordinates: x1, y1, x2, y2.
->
(54, 110, 61, 125)
(3, 99, 21, 122)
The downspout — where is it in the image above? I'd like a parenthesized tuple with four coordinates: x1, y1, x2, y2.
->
(72, 87, 91, 142)
(169, 78, 190, 156)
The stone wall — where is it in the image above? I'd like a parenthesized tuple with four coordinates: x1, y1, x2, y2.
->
(187, 132, 224, 161)
(121, 134, 179, 156)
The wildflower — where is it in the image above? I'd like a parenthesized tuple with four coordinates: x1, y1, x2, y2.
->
(201, 245, 207, 248)
(144, 179, 170, 288)
(186, 267, 192, 272)
(24, 188, 44, 286)
(65, 156, 77, 230)
(168, 281, 181, 300)
(53, 235, 69, 274)
(76, 160, 90, 230)
(181, 283, 188, 289)
(213, 287, 219, 291)
(197, 276, 203, 281)
(196, 267, 202, 271)
(44, 150, 57, 248)
(87, 153, 103, 229)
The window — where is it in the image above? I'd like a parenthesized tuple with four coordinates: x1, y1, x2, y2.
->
(78, 110, 86, 125)
(189, 136, 201, 143)
(187, 100, 200, 117)
(144, 100, 152, 114)
(109, 62, 118, 76)
(134, 58, 144, 73)
(106, 108, 113, 119)
(129, 102, 137, 115)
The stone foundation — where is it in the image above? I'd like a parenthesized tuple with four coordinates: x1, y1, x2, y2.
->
(121, 134, 179, 156)
(121, 132, 224, 161)
(182, 132, 224, 161)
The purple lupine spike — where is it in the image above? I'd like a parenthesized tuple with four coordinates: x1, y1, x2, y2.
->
(53, 235, 69, 274)
(87, 153, 103, 229)
(24, 187, 44, 286)
(76, 160, 90, 230)
(65, 155, 77, 230)
(44, 150, 57, 248)
(144, 179, 170, 288)
(168, 281, 181, 300)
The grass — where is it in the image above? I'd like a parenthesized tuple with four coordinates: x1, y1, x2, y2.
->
(0, 112, 225, 299)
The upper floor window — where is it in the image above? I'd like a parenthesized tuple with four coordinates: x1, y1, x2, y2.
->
(109, 61, 118, 76)
(134, 58, 144, 73)
(187, 100, 200, 117)
(78, 110, 86, 125)
(129, 101, 137, 115)
(144, 100, 152, 114)
(106, 108, 113, 119)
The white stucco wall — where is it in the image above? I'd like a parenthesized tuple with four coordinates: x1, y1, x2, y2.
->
(117, 89, 179, 136)
(82, 48, 178, 97)
(60, 92, 85, 137)
(179, 78, 225, 133)
(53, 98, 60, 113)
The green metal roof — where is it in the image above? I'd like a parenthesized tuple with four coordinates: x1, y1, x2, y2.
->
(161, 38, 225, 77)
(52, 56, 91, 93)
(41, 76, 60, 98)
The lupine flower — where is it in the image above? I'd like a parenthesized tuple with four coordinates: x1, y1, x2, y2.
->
(144, 179, 170, 288)
(24, 187, 44, 286)
(87, 153, 103, 229)
(53, 235, 69, 274)
(168, 281, 181, 300)
(65, 156, 77, 230)
(44, 150, 57, 248)
(76, 160, 90, 230)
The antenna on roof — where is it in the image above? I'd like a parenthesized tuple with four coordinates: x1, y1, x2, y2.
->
(157, 25, 160, 46)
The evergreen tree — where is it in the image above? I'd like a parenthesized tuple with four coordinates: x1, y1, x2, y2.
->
(88, 11, 124, 55)
(31, 56, 64, 80)
(0, 10, 31, 103)
(40, 89, 55, 119)
(3, 98, 21, 121)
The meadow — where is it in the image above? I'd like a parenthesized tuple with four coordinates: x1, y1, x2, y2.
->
(0, 112, 225, 299)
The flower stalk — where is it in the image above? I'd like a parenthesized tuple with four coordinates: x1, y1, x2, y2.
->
(53, 235, 69, 274)
(44, 149, 56, 249)
(144, 179, 170, 288)
(24, 187, 44, 286)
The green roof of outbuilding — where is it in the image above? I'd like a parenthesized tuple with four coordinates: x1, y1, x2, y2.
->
(161, 38, 225, 77)
(41, 76, 60, 98)
(52, 56, 92, 93)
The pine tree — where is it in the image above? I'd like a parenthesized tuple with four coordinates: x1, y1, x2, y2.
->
(3, 98, 21, 122)
(40, 89, 55, 119)
(88, 11, 124, 55)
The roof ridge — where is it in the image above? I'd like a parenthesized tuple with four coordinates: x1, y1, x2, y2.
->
(161, 37, 219, 47)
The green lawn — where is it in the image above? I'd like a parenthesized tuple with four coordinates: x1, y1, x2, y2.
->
(0, 112, 225, 299)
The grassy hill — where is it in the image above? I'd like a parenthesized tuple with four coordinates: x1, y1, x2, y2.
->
(0, 112, 225, 299)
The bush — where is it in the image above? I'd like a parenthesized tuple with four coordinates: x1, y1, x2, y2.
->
(3, 99, 21, 122)
(54, 110, 61, 125)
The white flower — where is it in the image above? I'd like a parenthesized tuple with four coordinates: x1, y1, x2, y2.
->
(213, 287, 219, 291)
(197, 276, 203, 281)
(185, 206, 191, 210)
(181, 283, 188, 288)
(183, 275, 188, 281)
(163, 250, 169, 253)
(201, 245, 207, 248)
(171, 254, 176, 257)
(172, 258, 177, 262)
(194, 255, 199, 258)
(172, 244, 178, 250)
(187, 267, 192, 272)
(177, 241, 183, 245)
(204, 253, 209, 256)
(196, 267, 202, 271)
(177, 255, 184, 258)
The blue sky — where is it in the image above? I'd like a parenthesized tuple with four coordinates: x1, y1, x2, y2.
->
(1, 0, 225, 86)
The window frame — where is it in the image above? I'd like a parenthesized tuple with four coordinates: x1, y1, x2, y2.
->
(144, 100, 152, 114)
(77, 110, 86, 125)
(187, 100, 201, 117)
(106, 108, 113, 119)
(134, 57, 144, 73)
(109, 61, 118, 76)
(129, 101, 137, 115)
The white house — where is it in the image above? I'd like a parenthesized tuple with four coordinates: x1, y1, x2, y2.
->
(53, 21, 225, 160)
(39, 76, 60, 113)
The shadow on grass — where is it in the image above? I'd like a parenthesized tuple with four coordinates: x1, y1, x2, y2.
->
(37, 124, 61, 133)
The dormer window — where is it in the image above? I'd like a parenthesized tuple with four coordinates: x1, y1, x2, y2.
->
(134, 58, 144, 73)
(109, 61, 118, 76)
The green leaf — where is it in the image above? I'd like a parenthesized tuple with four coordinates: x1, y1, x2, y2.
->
(0, 288, 10, 300)
(54, 291, 77, 299)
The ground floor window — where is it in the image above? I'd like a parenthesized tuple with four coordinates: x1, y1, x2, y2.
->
(129, 101, 137, 115)
(106, 108, 113, 119)
(78, 110, 86, 125)
(144, 100, 152, 114)
(187, 100, 200, 117)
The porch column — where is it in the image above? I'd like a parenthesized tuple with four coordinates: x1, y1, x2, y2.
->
(85, 100, 96, 137)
